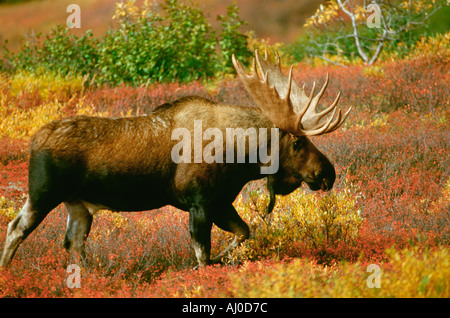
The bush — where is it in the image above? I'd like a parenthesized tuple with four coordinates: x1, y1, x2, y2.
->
(98, 0, 219, 84)
(217, 3, 251, 73)
(2, 0, 251, 85)
(286, 0, 449, 65)
(2, 26, 99, 77)
(214, 183, 363, 265)
(228, 247, 450, 298)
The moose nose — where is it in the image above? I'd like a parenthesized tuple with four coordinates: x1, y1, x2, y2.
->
(321, 177, 332, 191)
(315, 169, 335, 191)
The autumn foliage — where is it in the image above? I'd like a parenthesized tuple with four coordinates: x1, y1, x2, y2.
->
(0, 39, 449, 297)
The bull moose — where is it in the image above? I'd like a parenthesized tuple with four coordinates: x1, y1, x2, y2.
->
(0, 50, 350, 268)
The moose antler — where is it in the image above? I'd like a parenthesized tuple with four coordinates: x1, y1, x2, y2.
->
(232, 49, 351, 136)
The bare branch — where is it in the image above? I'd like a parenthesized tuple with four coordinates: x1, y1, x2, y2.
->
(306, 0, 448, 66)
(368, 29, 387, 65)
(336, 0, 369, 63)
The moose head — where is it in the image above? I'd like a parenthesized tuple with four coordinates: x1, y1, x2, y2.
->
(233, 50, 351, 212)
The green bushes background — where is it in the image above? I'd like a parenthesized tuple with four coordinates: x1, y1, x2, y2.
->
(2, 0, 251, 85)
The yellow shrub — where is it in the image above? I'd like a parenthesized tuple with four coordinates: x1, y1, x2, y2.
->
(443, 178, 450, 202)
(329, 247, 450, 297)
(74, 97, 110, 117)
(0, 196, 17, 221)
(218, 184, 362, 264)
(383, 31, 450, 61)
(0, 95, 112, 140)
(369, 113, 389, 128)
(409, 31, 450, 60)
(228, 258, 338, 298)
(90, 211, 129, 242)
(283, 187, 363, 247)
(8, 70, 84, 100)
(0, 99, 65, 139)
(0, 71, 92, 140)
(246, 31, 286, 65)
(362, 65, 386, 78)
(228, 247, 450, 298)
(380, 247, 450, 297)
(310, 53, 361, 67)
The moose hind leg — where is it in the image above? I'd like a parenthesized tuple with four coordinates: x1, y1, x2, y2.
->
(189, 204, 213, 267)
(211, 204, 250, 264)
(0, 198, 50, 267)
(63, 201, 93, 266)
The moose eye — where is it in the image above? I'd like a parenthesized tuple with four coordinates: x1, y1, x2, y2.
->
(293, 137, 306, 150)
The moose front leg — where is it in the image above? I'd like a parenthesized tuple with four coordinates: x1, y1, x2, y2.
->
(211, 204, 250, 264)
(266, 176, 277, 215)
(189, 205, 213, 267)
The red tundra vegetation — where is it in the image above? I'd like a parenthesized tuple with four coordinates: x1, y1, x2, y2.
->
(0, 49, 449, 297)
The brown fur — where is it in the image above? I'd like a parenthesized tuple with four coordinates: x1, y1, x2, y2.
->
(1, 96, 336, 268)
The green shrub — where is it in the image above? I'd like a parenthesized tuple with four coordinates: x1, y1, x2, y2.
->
(2, 0, 251, 85)
(2, 26, 99, 76)
(217, 3, 250, 73)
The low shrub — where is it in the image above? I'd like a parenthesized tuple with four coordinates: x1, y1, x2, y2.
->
(213, 183, 363, 265)
(228, 247, 450, 298)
